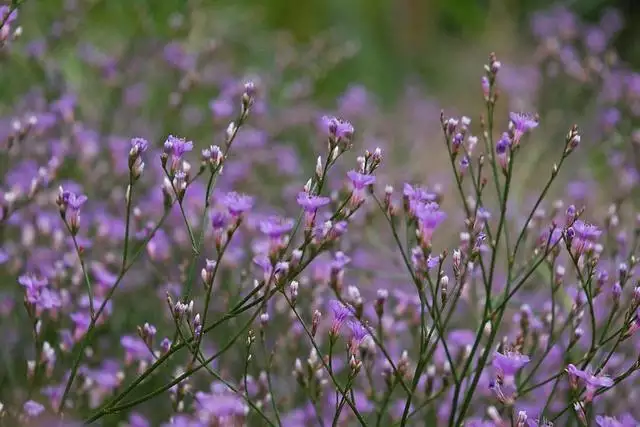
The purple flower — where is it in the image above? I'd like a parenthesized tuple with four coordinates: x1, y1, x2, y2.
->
(509, 112, 538, 144)
(329, 300, 353, 329)
(222, 192, 254, 217)
(347, 170, 376, 190)
(403, 183, 437, 215)
(194, 388, 248, 421)
(259, 215, 294, 239)
(163, 135, 193, 159)
(571, 220, 602, 254)
(595, 415, 625, 427)
(296, 191, 331, 212)
(130, 137, 149, 155)
(321, 115, 354, 141)
(23, 400, 45, 417)
(567, 364, 613, 401)
(70, 312, 91, 340)
(331, 251, 351, 271)
(493, 350, 530, 385)
(346, 318, 370, 345)
(414, 202, 446, 246)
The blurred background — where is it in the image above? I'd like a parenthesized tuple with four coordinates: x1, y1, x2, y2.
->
(3, 0, 640, 198)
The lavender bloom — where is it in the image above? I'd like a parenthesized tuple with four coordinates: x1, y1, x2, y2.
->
(567, 364, 613, 401)
(496, 132, 510, 169)
(163, 135, 193, 171)
(347, 170, 376, 190)
(347, 170, 375, 204)
(321, 115, 354, 142)
(222, 192, 254, 217)
(571, 220, 602, 254)
(130, 137, 149, 157)
(346, 318, 370, 348)
(403, 183, 437, 215)
(23, 400, 45, 417)
(493, 350, 530, 385)
(328, 299, 354, 336)
(58, 189, 87, 234)
(509, 112, 538, 145)
(258, 215, 294, 239)
(595, 415, 630, 427)
(296, 191, 330, 212)
(415, 202, 447, 246)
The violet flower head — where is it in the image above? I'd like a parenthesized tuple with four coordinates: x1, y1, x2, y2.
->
(415, 202, 447, 246)
(163, 135, 193, 163)
(571, 220, 602, 254)
(509, 112, 538, 145)
(493, 350, 530, 385)
(403, 183, 437, 215)
(194, 383, 249, 422)
(130, 137, 149, 156)
(329, 299, 353, 333)
(23, 400, 45, 417)
(296, 191, 331, 212)
(331, 251, 351, 271)
(222, 191, 254, 217)
(321, 115, 354, 142)
(346, 318, 370, 346)
(259, 215, 294, 239)
(566, 364, 613, 401)
(595, 415, 627, 427)
(347, 170, 376, 190)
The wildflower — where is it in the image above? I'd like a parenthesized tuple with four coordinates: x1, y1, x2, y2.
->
(346, 318, 370, 353)
(415, 202, 447, 247)
(23, 400, 45, 418)
(129, 137, 149, 166)
(201, 145, 223, 169)
(403, 183, 438, 216)
(492, 350, 530, 386)
(321, 115, 354, 143)
(221, 192, 253, 218)
(481, 76, 490, 99)
(594, 415, 627, 427)
(296, 191, 330, 212)
(163, 135, 193, 172)
(571, 220, 602, 254)
(509, 112, 539, 145)
(194, 382, 249, 423)
(297, 191, 331, 229)
(56, 187, 87, 235)
(495, 132, 510, 170)
(566, 364, 613, 402)
(259, 215, 294, 239)
(328, 300, 353, 336)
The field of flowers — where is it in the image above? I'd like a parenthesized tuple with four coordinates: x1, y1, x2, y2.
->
(2, 1, 640, 426)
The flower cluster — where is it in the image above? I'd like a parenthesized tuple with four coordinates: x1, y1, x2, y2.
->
(2, 3, 640, 427)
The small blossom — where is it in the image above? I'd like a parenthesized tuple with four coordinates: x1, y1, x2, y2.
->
(566, 364, 613, 402)
(329, 300, 353, 335)
(222, 192, 254, 217)
(259, 215, 294, 239)
(296, 191, 331, 212)
(23, 400, 45, 417)
(493, 350, 530, 385)
(509, 112, 539, 145)
(164, 135, 193, 159)
(321, 115, 354, 142)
